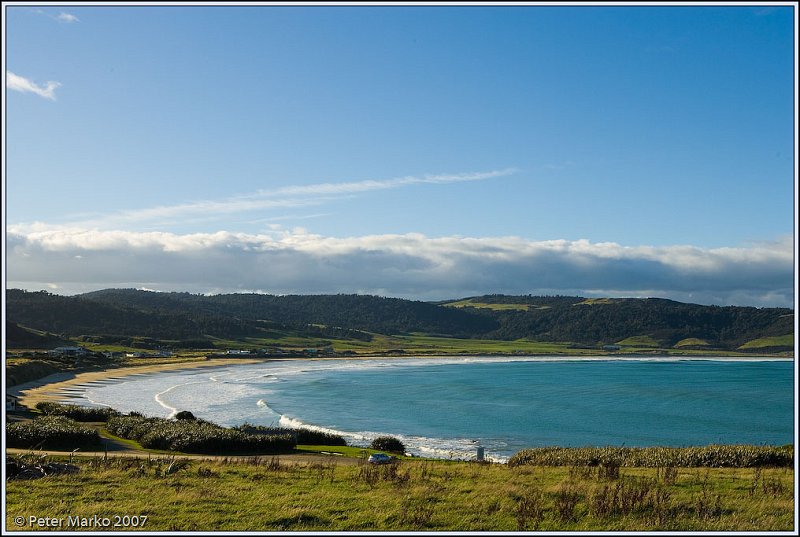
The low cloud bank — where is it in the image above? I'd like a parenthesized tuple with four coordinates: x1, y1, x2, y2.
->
(7, 226, 794, 307)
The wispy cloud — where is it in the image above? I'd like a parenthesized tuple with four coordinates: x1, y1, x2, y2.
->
(262, 169, 518, 197)
(56, 12, 80, 23)
(32, 9, 79, 23)
(7, 225, 793, 307)
(64, 168, 518, 228)
(6, 71, 61, 100)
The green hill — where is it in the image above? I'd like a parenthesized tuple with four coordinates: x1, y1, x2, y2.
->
(5, 289, 794, 354)
(5, 320, 69, 349)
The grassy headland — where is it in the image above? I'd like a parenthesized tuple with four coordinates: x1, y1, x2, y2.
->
(5, 403, 796, 531)
(6, 402, 794, 531)
(5, 451, 794, 531)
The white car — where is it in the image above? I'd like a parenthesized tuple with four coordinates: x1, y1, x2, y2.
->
(367, 453, 393, 464)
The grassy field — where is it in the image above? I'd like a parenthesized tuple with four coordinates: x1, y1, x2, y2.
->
(674, 338, 711, 348)
(616, 335, 661, 348)
(206, 332, 591, 356)
(9, 323, 793, 363)
(206, 331, 794, 358)
(738, 335, 795, 350)
(443, 299, 532, 311)
(5, 453, 794, 531)
(576, 298, 617, 305)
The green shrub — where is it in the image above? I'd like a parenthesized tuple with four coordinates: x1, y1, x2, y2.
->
(370, 436, 405, 454)
(107, 414, 296, 455)
(7, 416, 101, 450)
(294, 428, 347, 446)
(508, 445, 794, 469)
(35, 401, 120, 422)
(235, 424, 347, 446)
(106, 415, 158, 440)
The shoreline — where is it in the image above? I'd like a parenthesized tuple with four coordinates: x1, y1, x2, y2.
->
(8, 353, 792, 412)
(6, 354, 793, 463)
(8, 358, 266, 410)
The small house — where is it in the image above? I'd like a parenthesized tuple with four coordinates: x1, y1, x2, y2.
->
(49, 346, 88, 357)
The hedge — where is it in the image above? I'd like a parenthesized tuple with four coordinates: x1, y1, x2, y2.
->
(7, 416, 102, 450)
(35, 401, 120, 422)
(107, 415, 296, 455)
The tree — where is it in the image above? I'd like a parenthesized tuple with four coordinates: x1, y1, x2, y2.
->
(370, 436, 405, 453)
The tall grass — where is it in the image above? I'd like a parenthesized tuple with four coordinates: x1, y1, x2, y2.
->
(5, 455, 794, 531)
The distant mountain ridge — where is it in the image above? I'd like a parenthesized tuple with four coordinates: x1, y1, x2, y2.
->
(5, 288, 794, 352)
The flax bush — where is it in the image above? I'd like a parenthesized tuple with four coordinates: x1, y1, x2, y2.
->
(107, 414, 295, 454)
(35, 401, 120, 422)
(7, 416, 102, 450)
(235, 423, 347, 446)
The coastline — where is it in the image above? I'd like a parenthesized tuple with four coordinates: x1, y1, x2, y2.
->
(8, 353, 791, 412)
(8, 358, 265, 410)
(6, 354, 793, 463)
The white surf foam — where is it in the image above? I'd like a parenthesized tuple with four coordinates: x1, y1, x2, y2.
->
(275, 413, 508, 463)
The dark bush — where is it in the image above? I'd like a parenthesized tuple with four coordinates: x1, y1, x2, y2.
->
(174, 411, 196, 421)
(35, 401, 119, 422)
(370, 436, 405, 454)
(235, 424, 347, 446)
(294, 428, 347, 446)
(106, 415, 156, 440)
(7, 416, 102, 450)
(107, 414, 296, 455)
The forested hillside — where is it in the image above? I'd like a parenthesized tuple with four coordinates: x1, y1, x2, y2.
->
(5, 289, 794, 352)
(449, 295, 794, 348)
(76, 289, 498, 337)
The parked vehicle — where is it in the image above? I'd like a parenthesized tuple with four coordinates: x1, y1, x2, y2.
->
(367, 453, 393, 464)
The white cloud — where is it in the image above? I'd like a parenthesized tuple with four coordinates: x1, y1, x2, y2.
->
(6, 71, 61, 100)
(61, 168, 518, 228)
(32, 9, 79, 23)
(264, 169, 518, 197)
(6, 226, 794, 307)
(56, 12, 79, 23)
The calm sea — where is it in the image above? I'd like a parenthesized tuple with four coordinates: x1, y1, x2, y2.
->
(71, 357, 795, 462)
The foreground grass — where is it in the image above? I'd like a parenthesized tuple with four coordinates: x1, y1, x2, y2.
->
(6, 455, 794, 531)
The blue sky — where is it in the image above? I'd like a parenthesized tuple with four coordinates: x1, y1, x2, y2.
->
(4, 3, 796, 306)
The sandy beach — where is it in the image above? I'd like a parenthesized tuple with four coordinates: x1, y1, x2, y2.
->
(8, 358, 266, 411)
(7, 354, 437, 411)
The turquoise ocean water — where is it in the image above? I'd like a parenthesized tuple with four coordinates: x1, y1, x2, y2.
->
(70, 357, 795, 462)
